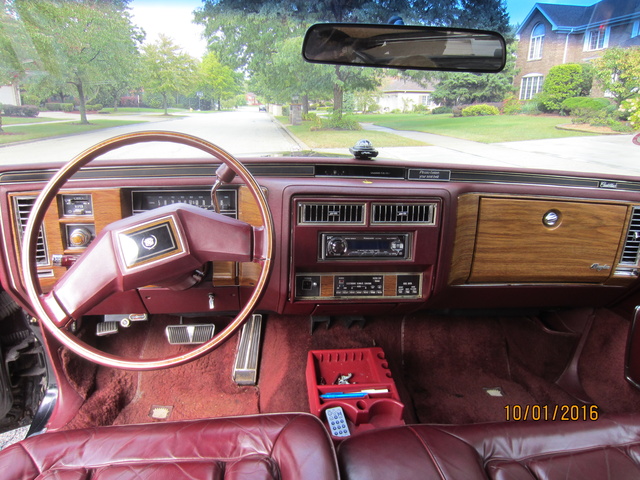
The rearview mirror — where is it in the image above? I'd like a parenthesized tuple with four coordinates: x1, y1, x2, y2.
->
(303, 23, 506, 73)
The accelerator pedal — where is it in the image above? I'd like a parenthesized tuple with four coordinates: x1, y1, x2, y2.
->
(233, 314, 263, 386)
(165, 324, 215, 345)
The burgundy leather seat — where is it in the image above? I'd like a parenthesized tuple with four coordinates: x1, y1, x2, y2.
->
(338, 414, 640, 479)
(0, 413, 338, 479)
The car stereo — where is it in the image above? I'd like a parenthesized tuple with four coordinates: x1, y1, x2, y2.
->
(320, 233, 410, 260)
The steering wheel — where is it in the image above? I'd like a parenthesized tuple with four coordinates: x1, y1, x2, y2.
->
(20, 131, 274, 370)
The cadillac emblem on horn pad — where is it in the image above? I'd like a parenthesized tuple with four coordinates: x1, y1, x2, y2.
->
(117, 217, 184, 269)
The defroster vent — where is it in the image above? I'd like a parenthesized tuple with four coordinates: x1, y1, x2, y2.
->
(299, 202, 365, 224)
(621, 206, 640, 265)
(371, 203, 436, 225)
(13, 196, 49, 266)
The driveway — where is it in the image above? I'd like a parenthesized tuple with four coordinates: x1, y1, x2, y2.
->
(316, 124, 640, 177)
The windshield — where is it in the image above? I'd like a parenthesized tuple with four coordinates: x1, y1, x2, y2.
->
(1, 0, 639, 176)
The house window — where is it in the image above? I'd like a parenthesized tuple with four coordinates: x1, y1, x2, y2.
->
(528, 23, 545, 60)
(421, 95, 429, 105)
(584, 26, 610, 51)
(520, 75, 544, 100)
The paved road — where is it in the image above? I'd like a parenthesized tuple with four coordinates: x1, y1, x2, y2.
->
(0, 107, 303, 166)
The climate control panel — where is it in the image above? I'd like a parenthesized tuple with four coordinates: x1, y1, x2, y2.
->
(295, 273, 422, 300)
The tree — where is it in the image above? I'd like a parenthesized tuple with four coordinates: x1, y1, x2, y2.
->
(11, 0, 142, 124)
(593, 47, 640, 107)
(197, 52, 243, 110)
(430, 41, 517, 106)
(195, 0, 464, 116)
(538, 63, 592, 112)
(457, 0, 510, 36)
(141, 35, 198, 115)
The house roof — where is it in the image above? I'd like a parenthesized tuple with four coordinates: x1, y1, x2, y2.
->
(517, 0, 640, 35)
(381, 78, 434, 93)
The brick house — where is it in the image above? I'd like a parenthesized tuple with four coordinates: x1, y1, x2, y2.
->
(515, 0, 640, 101)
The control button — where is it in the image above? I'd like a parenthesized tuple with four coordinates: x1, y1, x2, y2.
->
(327, 237, 347, 256)
(69, 227, 93, 248)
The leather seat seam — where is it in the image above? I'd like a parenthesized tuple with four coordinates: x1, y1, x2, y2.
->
(17, 443, 41, 476)
(407, 426, 447, 480)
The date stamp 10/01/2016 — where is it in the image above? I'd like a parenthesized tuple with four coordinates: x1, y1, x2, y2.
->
(505, 404, 599, 422)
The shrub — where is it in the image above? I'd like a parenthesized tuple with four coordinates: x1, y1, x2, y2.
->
(502, 95, 522, 115)
(561, 97, 612, 114)
(310, 114, 362, 131)
(620, 97, 640, 130)
(461, 104, 500, 116)
(1, 105, 40, 117)
(561, 97, 615, 125)
(412, 104, 432, 114)
(60, 103, 74, 112)
(302, 112, 318, 121)
(20, 105, 40, 117)
(539, 63, 593, 111)
(432, 106, 452, 115)
(85, 104, 103, 112)
(520, 98, 542, 115)
(45, 102, 61, 111)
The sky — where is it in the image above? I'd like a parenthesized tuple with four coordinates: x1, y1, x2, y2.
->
(129, 0, 598, 59)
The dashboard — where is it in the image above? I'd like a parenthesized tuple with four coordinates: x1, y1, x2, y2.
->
(2, 156, 640, 319)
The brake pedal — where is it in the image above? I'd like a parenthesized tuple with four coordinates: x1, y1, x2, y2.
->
(233, 314, 263, 385)
(165, 324, 215, 345)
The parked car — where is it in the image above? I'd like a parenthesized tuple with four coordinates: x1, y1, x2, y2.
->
(1, 1, 640, 478)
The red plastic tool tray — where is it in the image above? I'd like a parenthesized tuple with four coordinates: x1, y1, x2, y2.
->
(306, 347, 404, 437)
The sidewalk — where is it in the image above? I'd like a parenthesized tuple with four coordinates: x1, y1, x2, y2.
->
(4, 111, 175, 128)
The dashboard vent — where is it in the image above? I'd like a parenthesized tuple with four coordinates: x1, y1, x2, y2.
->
(621, 206, 640, 265)
(299, 203, 365, 224)
(371, 203, 436, 225)
(13, 196, 49, 266)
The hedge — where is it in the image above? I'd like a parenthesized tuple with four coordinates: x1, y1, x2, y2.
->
(1, 104, 40, 117)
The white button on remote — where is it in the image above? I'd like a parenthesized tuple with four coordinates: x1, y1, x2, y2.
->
(325, 406, 351, 437)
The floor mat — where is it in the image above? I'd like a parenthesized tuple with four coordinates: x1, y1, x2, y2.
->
(579, 309, 640, 413)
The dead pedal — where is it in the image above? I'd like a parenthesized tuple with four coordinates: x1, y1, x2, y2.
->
(233, 314, 263, 385)
(165, 324, 215, 345)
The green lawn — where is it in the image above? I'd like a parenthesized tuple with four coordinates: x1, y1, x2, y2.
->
(2, 116, 61, 125)
(278, 118, 429, 148)
(355, 113, 597, 143)
(0, 119, 147, 145)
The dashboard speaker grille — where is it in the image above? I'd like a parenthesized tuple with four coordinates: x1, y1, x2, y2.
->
(621, 206, 640, 265)
(299, 203, 365, 224)
(13, 196, 48, 266)
(371, 203, 436, 225)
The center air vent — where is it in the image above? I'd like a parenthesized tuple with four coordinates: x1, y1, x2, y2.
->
(371, 203, 436, 225)
(13, 196, 49, 266)
(621, 206, 640, 265)
(299, 202, 365, 224)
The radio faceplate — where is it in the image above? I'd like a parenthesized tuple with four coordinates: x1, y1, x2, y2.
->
(320, 233, 411, 260)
